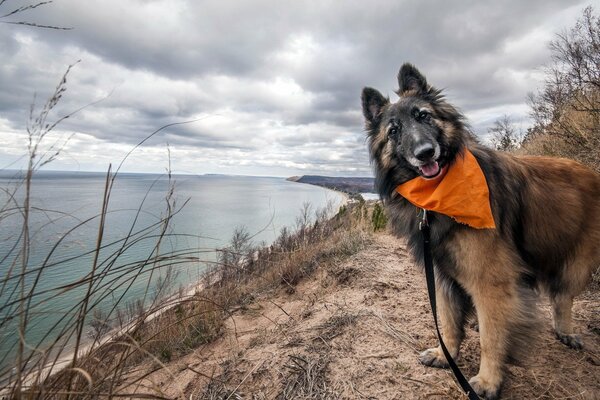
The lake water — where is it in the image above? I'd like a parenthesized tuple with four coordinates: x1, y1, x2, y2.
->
(0, 170, 345, 374)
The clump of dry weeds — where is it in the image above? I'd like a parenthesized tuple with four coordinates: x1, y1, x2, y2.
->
(277, 355, 337, 400)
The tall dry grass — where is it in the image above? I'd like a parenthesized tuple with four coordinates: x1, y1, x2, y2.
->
(0, 66, 212, 399)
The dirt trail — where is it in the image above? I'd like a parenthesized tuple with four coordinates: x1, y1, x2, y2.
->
(135, 233, 600, 399)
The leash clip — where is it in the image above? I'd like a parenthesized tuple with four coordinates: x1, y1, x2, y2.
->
(419, 209, 429, 231)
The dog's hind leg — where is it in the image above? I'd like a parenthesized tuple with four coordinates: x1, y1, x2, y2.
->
(419, 277, 471, 368)
(551, 244, 598, 350)
(551, 293, 582, 349)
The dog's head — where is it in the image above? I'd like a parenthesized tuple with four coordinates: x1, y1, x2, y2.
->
(362, 64, 469, 196)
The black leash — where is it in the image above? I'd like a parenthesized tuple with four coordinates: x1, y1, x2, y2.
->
(420, 210, 480, 400)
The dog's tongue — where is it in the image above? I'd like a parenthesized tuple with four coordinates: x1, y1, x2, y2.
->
(420, 161, 440, 178)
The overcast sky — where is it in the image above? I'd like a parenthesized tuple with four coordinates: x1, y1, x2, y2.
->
(0, 0, 592, 177)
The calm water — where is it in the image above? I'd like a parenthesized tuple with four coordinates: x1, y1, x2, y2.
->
(0, 170, 344, 373)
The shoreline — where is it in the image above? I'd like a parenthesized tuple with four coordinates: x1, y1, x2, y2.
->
(288, 179, 353, 201)
(17, 277, 209, 390)
(286, 175, 375, 198)
(290, 179, 379, 204)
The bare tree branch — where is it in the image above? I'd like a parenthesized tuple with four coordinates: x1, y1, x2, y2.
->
(0, 1, 72, 30)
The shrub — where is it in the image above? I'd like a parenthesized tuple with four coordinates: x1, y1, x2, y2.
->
(371, 202, 387, 232)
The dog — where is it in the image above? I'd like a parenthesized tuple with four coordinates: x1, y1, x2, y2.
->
(361, 63, 600, 399)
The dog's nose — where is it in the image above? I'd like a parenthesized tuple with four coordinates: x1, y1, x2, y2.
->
(414, 143, 435, 161)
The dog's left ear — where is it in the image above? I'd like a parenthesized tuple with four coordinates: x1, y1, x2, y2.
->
(362, 87, 389, 129)
(397, 63, 428, 95)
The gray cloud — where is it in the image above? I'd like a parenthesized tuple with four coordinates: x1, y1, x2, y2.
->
(0, 0, 590, 176)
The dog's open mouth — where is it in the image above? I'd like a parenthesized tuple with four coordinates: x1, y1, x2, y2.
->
(419, 161, 441, 179)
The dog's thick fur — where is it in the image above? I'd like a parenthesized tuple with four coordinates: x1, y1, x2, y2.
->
(362, 64, 600, 399)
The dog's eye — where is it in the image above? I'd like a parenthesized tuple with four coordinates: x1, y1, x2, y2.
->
(416, 110, 430, 122)
(387, 123, 401, 137)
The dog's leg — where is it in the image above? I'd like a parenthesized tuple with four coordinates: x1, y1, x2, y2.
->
(467, 284, 517, 400)
(419, 278, 469, 368)
(550, 249, 596, 350)
(551, 293, 582, 349)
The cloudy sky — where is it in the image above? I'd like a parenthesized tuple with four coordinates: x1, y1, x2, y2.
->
(0, 0, 591, 177)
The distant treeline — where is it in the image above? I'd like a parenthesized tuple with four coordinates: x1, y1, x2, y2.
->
(288, 175, 375, 194)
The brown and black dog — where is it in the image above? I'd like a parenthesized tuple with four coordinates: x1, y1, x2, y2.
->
(361, 63, 600, 399)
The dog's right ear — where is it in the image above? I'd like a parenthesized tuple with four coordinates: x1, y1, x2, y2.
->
(361, 87, 389, 129)
(397, 63, 428, 95)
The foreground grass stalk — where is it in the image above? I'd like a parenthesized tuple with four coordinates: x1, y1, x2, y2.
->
(14, 152, 33, 400)
(67, 165, 112, 397)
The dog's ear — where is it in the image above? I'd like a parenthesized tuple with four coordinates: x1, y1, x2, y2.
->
(362, 87, 389, 128)
(397, 63, 428, 95)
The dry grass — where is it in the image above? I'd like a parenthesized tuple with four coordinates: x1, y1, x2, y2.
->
(519, 118, 600, 174)
(314, 313, 358, 343)
(0, 66, 212, 399)
(277, 355, 336, 400)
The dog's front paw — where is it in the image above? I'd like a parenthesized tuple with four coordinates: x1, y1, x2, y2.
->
(469, 374, 501, 400)
(419, 347, 449, 368)
(555, 331, 583, 349)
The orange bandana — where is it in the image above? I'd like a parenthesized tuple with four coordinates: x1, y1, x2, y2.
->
(395, 149, 496, 229)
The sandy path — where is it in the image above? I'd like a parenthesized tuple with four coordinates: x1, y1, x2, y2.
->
(127, 233, 600, 399)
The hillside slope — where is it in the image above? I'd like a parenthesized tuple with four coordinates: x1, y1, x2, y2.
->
(128, 233, 600, 399)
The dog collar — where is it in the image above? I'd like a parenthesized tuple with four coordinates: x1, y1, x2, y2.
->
(395, 148, 496, 229)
